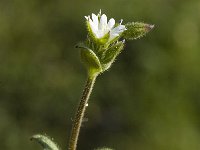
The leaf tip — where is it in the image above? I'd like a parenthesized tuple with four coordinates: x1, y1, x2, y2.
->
(31, 134, 60, 150)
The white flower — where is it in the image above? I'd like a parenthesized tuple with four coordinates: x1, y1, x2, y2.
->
(85, 10, 126, 42)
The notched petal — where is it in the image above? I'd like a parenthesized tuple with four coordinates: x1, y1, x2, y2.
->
(99, 14, 107, 30)
(92, 13, 99, 27)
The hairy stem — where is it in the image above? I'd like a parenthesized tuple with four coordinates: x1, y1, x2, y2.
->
(68, 75, 97, 150)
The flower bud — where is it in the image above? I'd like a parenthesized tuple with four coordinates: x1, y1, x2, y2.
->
(122, 22, 154, 40)
(101, 41, 124, 71)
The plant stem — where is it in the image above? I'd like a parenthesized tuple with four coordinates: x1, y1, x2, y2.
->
(68, 75, 97, 150)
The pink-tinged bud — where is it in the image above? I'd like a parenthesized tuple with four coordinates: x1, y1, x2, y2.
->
(122, 22, 155, 40)
(145, 24, 155, 32)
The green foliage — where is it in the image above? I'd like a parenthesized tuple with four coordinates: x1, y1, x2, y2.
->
(95, 148, 113, 150)
(122, 22, 154, 40)
(31, 134, 60, 150)
(77, 40, 126, 76)
(78, 43, 102, 77)
(101, 41, 124, 71)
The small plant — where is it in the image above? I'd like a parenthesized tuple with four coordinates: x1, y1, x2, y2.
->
(31, 10, 154, 150)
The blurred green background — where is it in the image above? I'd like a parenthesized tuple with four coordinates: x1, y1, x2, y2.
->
(0, 0, 200, 150)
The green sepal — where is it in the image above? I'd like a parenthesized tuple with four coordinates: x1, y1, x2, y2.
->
(86, 20, 97, 43)
(122, 22, 154, 40)
(98, 32, 110, 45)
(77, 43, 102, 77)
(86, 20, 110, 45)
(101, 41, 124, 71)
(30, 134, 60, 150)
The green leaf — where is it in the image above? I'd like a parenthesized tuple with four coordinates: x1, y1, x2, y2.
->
(94, 147, 114, 150)
(122, 22, 154, 40)
(30, 134, 60, 150)
(101, 41, 124, 71)
(77, 43, 102, 77)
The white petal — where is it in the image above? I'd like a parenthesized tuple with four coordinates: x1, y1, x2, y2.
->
(108, 18, 115, 29)
(117, 25, 126, 30)
(85, 16, 89, 20)
(109, 25, 126, 41)
(109, 33, 119, 41)
(89, 18, 98, 35)
(97, 30, 105, 38)
(92, 13, 99, 28)
(111, 25, 126, 34)
(99, 14, 107, 30)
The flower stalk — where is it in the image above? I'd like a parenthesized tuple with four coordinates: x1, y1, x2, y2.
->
(68, 75, 97, 150)
(68, 10, 154, 150)
(31, 10, 154, 150)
